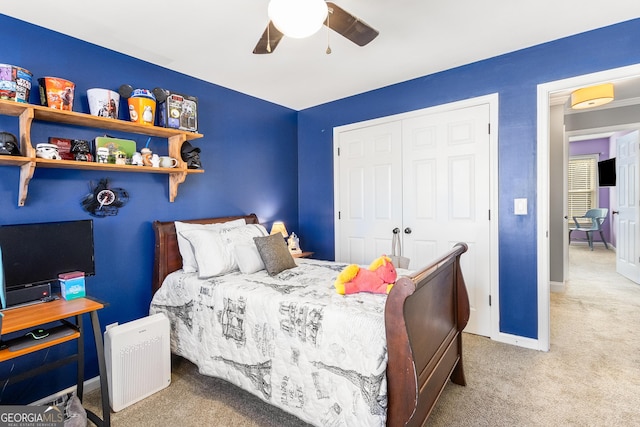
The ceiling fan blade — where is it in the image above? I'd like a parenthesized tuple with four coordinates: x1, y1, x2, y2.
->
(325, 2, 379, 47)
(253, 21, 284, 54)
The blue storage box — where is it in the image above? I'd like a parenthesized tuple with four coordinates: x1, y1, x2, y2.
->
(58, 272, 86, 300)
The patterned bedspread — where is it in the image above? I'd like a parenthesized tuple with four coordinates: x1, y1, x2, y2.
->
(149, 258, 392, 426)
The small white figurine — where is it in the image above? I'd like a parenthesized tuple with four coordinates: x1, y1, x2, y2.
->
(288, 232, 302, 254)
(131, 151, 143, 166)
(150, 153, 160, 168)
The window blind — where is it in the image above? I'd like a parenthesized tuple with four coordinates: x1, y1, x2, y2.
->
(568, 155, 598, 224)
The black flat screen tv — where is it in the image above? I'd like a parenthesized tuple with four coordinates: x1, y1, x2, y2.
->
(0, 220, 95, 302)
(598, 158, 616, 187)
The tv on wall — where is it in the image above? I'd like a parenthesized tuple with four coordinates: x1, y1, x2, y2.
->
(597, 158, 616, 187)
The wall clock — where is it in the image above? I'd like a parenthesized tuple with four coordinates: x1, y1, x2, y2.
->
(81, 178, 129, 217)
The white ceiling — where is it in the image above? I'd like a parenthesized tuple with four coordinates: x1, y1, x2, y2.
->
(3, 1, 640, 110)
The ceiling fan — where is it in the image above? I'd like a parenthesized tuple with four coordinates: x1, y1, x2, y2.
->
(253, 1, 379, 54)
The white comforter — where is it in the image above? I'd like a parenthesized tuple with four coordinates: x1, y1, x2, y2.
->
(149, 258, 391, 426)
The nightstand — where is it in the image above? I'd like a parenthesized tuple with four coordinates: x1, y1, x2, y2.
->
(292, 251, 314, 258)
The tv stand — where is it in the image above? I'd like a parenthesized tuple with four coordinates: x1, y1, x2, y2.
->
(0, 297, 110, 427)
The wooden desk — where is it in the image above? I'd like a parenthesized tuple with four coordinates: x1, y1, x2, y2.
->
(0, 297, 110, 427)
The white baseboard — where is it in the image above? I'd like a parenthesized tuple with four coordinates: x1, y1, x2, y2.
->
(30, 376, 101, 406)
(550, 281, 565, 293)
(493, 331, 545, 351)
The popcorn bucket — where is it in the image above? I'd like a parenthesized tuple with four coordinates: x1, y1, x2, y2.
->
(38, 77, 75, 111)
(0, 64, 32, 103)
(87, 88, 120, 119)
(127, 88, 155, 125)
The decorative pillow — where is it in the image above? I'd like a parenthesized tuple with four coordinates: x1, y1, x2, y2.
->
(180, 223, 269, 278)
(234, 243, 265, 274)
(179, 229, 235, 278)
(253, 233, 297, 276)
(175, 218, 246, 272)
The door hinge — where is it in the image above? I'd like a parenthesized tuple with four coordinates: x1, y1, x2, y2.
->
(337, 147, 340, 156)
(489, 295, 492, 306)
(488, 123, 491, 134)
(338, 211, 341, 220)
(488, 209, 491, 220)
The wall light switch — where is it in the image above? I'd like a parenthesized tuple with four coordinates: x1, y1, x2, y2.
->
(514, 198, 527, 215)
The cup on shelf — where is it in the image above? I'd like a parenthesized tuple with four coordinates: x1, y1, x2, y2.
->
(127, 89, 155, 125)
(159, 156, 178, 168)
(87, 88, 119, 119)
(151, 153, 160, 168)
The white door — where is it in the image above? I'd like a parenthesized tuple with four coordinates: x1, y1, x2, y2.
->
(401, 104, 491, 335)
(335, 102, 493, 336)
(336, 121, 403, 264)
(616, 130, 640, 283)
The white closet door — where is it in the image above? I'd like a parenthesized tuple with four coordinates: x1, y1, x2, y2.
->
(336, 121, 403, 264)
(335, 102, 493, 336)
(401, 104, 491, 335)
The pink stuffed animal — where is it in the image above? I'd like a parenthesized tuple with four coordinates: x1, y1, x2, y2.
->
(334, 255, 397, 295)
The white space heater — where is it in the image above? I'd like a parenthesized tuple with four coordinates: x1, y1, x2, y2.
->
(104, 313, 171, 412)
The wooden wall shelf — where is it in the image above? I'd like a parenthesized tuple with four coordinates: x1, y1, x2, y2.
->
(0, 99, 204, 206)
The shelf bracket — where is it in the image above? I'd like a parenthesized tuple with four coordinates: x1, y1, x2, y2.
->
(18, 161, 36, 206)
(19, 108, 35, 157)
(169, 171, 188, 202)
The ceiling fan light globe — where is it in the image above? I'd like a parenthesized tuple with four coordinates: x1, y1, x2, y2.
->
(268, 0, 328, 39)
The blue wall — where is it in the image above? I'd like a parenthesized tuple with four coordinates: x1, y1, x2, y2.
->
(297, 18, 640, 339)
(0, 15, 298, 403)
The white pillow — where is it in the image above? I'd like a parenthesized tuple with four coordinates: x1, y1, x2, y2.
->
(180, 223, 268, 278)
(179, 229, 235, 278)
(175, 219, 246, 272)
(234, 244, 265, 274)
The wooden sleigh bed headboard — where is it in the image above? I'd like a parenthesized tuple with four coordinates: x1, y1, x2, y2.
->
(151, 214, 469, 426)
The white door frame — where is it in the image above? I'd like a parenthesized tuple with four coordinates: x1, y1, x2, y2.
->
(537, 63, 640, 351)
(333, 93, 500, 340)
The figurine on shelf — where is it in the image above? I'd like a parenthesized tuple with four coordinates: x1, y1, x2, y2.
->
(131, 151, 143, 166)
(0, 132, 21, 156)
(71, 139, 92, 162)
(180, 141, 202, 169)
(150, 153, 160, 168)
(141, 147, 153, 166)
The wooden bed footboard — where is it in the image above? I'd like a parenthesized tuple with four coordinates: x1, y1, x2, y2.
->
(151, 215, 468, 427)
(385, 243, 469, 426)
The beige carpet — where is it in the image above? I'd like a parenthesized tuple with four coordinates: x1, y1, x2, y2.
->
(84, 244, 640, 426)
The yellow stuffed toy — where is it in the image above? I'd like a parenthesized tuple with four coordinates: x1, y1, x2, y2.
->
(334, 255, 397, 295)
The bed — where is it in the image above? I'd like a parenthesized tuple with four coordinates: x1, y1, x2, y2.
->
(150, 213, 470, 426)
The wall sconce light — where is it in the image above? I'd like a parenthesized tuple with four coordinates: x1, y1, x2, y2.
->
(270, 221, 289, 238)
(571, 83, 615, 110)
(268, 0, 328, 39)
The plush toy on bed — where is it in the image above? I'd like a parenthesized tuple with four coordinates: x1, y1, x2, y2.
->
(334, 255, 397, 295)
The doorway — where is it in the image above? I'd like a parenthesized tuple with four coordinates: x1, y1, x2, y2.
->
(538, 63, 640, 351)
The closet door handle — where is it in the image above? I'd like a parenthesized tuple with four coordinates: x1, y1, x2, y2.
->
(404, 227, 412, 234)
(392, 227, 400, 234)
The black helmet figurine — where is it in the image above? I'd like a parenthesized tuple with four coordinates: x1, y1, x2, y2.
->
(0, 132, 21, 156)
(181, 141, 202, 169)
